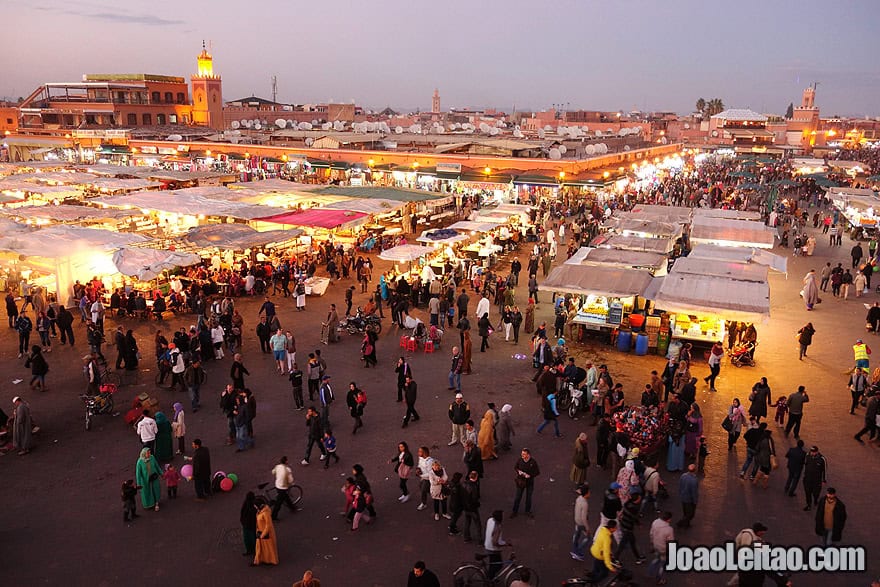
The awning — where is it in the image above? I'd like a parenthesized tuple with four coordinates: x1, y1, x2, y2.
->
(670, 257, 769, 283)
(459, 172, 512, 184)
(253, 208, 368, 230)
(690, 216, 776, 249)
(606, 216, 683, 239)
(378, 244, 429, 262)
(539, 264, 657, 298)
(447, 220, 502, 233)
(112, 247, 201, 281)
(565, 247, 667, 272)
(650, 273, 770, 323)
(591, 234, 675, 254)
(686, 243, 787, 275)
(513, 174, 559, 187)
(307, 159, 331, 168)
(321, 198, 406, 215)
(693, 208, 763, 221)
(0, 224, 148, 259)
(184, 224, 302, 250)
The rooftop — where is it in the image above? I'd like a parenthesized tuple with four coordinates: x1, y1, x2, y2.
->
(711, 109, 768, 122)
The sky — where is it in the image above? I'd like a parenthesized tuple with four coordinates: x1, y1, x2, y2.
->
(2, 0, 880, 117)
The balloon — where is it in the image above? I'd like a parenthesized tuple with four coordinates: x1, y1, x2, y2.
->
(227, 473, 239, 485)
(220, 478, 234, 492)
(180, 464, 193, 480)
(214, 471, 226, 479)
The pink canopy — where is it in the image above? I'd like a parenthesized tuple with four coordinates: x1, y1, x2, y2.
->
(255, 208, 368, 229)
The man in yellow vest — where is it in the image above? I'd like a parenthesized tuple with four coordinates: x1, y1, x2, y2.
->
(853, 339, 871, 370)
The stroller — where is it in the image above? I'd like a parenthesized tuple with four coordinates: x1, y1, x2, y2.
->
(728, 341, 756, 367)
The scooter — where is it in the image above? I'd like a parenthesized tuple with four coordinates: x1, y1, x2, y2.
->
(80, 383, 118, 431)
(568, 385, 585, 419)
(343, 309, 383, 335)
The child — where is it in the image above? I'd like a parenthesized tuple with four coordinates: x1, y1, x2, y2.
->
(289, 363, 304, 411)
(342, 477, 356, 518)
(163, 464, 181, 499)
(697, 436, 709, 474)
(773, 396, 788, 427)
(323, 430, 340, 469)
(122, 479, 139, 523)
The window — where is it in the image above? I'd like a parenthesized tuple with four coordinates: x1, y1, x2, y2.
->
(176, 92, 186, 104)
(5, 118, 11, 124)
(156, 113, 166, 125)
(142, 113, 152, 125)
(169, 114, 178, 124)
(213, 93, 218, 103)
(164, 92, 173, 104)
(151, 91, 161, 103)
(127, 113, 137, 125)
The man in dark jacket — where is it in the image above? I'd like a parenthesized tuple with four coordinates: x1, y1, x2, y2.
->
(815, 488, 847, 545)
(802, 445, 827, 511)
(783, 439, 807, 497)
(56, 305, 75, 346)
(302, 406, 326, 465)
(512, 448, 540, 517)
(256, 316, 271, 353)
(406, 561, 441, 587)
(463, 439, 484, 478)
(855, 393, 879, 442)
(509, 258, 522, 286)
(402, 374, 419, 427)
(448, 394, 470, 445)
(739, 421, 766, 480)
(461, 470, 482, 543)
(190, 438, 211, 500)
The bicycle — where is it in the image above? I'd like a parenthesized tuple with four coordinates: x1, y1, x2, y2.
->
(453, 551, 539, 586)
(256, 481, 303, 511)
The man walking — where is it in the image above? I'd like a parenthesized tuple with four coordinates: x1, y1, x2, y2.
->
(461, 470, 482, 543)
(402, 374, 420, 428)
(783, 439, 807, 497)
(815, 488, 847, 546)
(848, 367, 868, 415)
(271, 456, 296, 520)
(570, 483, 590, 561)
(448, 393, 470, 446)
(855, 393, 879, 442)
(319, 375, 334, 429)
(448, 347, 463, 392)
(649, 511, 674, 585)
(784, 386, 809, 439)
(136, 409, 158, 453)
(184, 359, 206, 412)
(677, 464, 699, 528)
(512, 448, 540, 518)
(802, 445, 827, 511)
(189, 438, 211, 500)
(301, 407, 327, 465)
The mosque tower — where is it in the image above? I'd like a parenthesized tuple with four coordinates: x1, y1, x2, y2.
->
(191, 41, 223, 128)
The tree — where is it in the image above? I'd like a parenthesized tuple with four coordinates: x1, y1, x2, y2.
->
(706, 98, 725, 116)
(785, 102, 794, 119)
(696, 98, 706, 115)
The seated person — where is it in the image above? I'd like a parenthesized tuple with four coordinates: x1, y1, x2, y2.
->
(152, 294, 166, 319)
(363, 298, 377, 316)
(428, 324, 443, 346)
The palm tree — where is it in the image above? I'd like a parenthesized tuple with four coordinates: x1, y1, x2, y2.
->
(696, 98, 706, 116)
(706, 98, 725, 116)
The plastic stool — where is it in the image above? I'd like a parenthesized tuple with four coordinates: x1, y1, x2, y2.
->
(406, 337, 418, 352)
(424, 340, 435, 353)
(400, 335, 409, 348)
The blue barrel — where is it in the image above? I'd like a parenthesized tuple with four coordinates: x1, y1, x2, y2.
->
(635, 333, 649, 356)
(617, 330, 632, 353)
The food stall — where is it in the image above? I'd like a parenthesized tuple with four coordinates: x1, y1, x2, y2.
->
(828, 187, 880, 238)
(686, 243, 787, 275)
(591, 234, 676, 255)
(688, 216, 776, 249)
(565, 246, 669, 276)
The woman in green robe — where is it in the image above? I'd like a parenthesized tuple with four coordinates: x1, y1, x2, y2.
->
(153, 412, 173, 462)
(135, 447, 161, 511)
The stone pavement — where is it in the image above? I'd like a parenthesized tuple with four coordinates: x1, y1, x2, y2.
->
(1, 219, 877, 586)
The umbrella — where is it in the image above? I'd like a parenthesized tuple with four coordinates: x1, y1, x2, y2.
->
(770, 179, 798, 187)
(736, 182, 764, 191)
(815, 178, 841, 188)
(112, 247, 201, 281)
(739, 161, 758, 167)
(378, 244, 429, 263)
(729, 171, 757, 179)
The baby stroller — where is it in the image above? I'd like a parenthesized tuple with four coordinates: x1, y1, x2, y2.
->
(728, 341, 756, 367)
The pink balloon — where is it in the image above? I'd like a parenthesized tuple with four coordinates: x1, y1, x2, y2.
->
(220, 478, 234, 492)
(180, 464, 193, 479)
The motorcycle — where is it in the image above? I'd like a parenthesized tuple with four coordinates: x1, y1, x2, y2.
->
(729, 341, 756, 367)
(80, 383, 118, 431)
(568, 385, 586, 419)
(344, 309, 382, 335)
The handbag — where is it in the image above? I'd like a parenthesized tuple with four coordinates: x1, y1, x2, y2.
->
(721, 415, 733, 432)
(397, 463, 412, 479)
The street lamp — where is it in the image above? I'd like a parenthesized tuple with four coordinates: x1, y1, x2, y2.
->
(484, 166, 491, 175)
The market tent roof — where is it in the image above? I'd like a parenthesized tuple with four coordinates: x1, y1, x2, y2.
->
(0, 225, 149, 258)
(686, 243, 787, 274)
(0, 204, 134, 223)
(693, 208, 763, 221)
(513, 174, 559, 187)
(689, 216, 776, 249)
(308, 185, 449, 203)
(540, 264, 657, 298)
(565, 247, 667, 271)
(112, 247, 201, 281)
(92, 191, 278, 220)
(670, 257, 768, 283)
(416, 229, 471, 245)
(27, 172, 99, 185)
(591, 234, 674, 254)
(607, 217, 683, 239)
(183, 224, 302, 250)
(0, 179, 80, 198)
(627, 204, 693, 223)
(493, 203, 534, 215)
(227, 179, 321, 193)
(321, 198, 406, 215)
(447, 220, 502, 233)
(84, 178, 162, 193)
(378, 244, 430, 262)
(253, 208, 368, 230)
(649, 273, 770, 323)
(826, 187, 879, 199)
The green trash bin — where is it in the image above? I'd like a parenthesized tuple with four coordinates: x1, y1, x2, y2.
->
(656, 330, 670, 357)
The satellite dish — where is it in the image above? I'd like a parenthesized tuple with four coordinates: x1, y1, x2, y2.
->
(305, 138, 314, 146)
(395, 126, 404, 134)
(261, 120, 268, 126)
(254, 123, 262, 130)
(167, 134, 183, 141)
(599, 143, 608, 153)
(232, 130, 241, 135)
(711, 130, 719, 137)
(490, 127, 500, 136)
(684, 123, 690, 129)
(584, 145, 596, 156)
(606, 128, 614, 133)
(618, 128, 628, 136)
(311, 119, 319, 125)
(558, 126, 568, 135)
(287, 119, 294, 126)
(544, 125, 553, 132)
(513, 129, 523, 138)
(660, 137, 668, 144)
(230, 120, 241, 129)
(634, 126, 642, 134)
(595, 130, 602, 136)
(243, 120, 253, 128)
(275, 119, 287, 129)
(495, 120, 505, 127)
(582, 126, 589, 132)
(549, 148, 562, 160)
(558, 145, 567, 154)
(479, 122, 490, 133)
(623, 145, 631, 151)
(333, 121, 344, 130)
(323, 122, 333, 131)
(537, 129, 546, 139)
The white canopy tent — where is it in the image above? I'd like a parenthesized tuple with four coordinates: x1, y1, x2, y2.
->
(540, 264, 657, 298)
(112, 247, 201, 281)
(689, 216, 776, 249)
(565, 246, 668, 274)
(593, 234, 675, 254)
(670, 257, 768, 283)
(321, 198, 406, 215)
(648, 273, 770, 323)
(416, 229, 471, 246)
(378, 244, 429, 262)
(183, 224, 302, 250)
(686, 243, 787, 275)
(693, 208, 763, 221)
(447, 220, 502, 233)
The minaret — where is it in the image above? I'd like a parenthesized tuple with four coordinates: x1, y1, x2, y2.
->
(432, 89, 440, 114)
(801, 86, 815, 109)
(191, 41, 223, 128)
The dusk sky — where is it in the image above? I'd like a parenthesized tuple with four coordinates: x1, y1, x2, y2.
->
(3, 0, 880, 116)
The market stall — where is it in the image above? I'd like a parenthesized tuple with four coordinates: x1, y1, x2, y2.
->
(591, 234, 676, 255)
(828, 187, 880, 237)
(183, 224, 302, 251)
(689, 216, 776, 249)
(686, 243, 788, 275)
(566, 246, 668, 276)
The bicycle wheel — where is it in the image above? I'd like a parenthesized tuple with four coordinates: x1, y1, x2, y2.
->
(568, 400, 579, 419)
(557, 391, 570, 410)
(367, 322, 382, 336)
(289, 484, 303, 507)
(504, 565, 539, 586)
(453, 565, 489, 587)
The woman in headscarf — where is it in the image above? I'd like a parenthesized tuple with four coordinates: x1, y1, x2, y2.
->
(361, 330, 378, 368)
(478, 409, 497, 460)
(497, 404, 515, 451)
(616, 459, 640, 505)
(123, 329, 139, 371)
(666, 429, 686, 473)
(171, 402, 186, 455)
(461, 328, 473, 374)
(240, 492, 258, 557)
(253, 499, 279, 566)
(685, 403, 703, 457)
(153, 412, 173, 462)
(802, 269, 819, 310)
(570, 432, 590, 484)
(135, 447, 161, 511)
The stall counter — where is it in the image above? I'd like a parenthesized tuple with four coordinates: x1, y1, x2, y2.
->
(670, 314, 726, 342)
